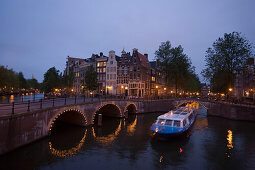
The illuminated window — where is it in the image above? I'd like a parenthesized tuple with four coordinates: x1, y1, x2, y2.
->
(152, 77, 155, 81)
(103, 68, 106, 72)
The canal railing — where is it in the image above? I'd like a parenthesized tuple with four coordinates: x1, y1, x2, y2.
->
(0, 96, 254, 117)
(0, 95, 175, 117)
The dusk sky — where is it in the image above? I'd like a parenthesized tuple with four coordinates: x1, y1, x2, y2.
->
(1, 0, 254, 82)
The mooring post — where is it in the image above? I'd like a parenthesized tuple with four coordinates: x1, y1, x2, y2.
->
(98, 114, 102, 126)
(125, 111, 128, 118)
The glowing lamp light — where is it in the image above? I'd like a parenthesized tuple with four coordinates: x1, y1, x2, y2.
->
(90, 92, 93, 95)
(246, 91, 249, 96)
(156, 85, 158, 89)
(229, 88, 233, 92)
(164, 88, 167, 91)
(125, 87, 128, 90)
(71, 89, 74, 92)
(170, 91, 173, 93)
(180, 148, 183, 153)
(121, 86, 124, 89)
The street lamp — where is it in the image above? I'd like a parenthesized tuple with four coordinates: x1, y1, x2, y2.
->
(229, 88, 233, 92)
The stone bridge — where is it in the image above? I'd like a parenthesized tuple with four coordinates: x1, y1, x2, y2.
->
(1, 98, 255, 155)
(0, 99, 176, 155)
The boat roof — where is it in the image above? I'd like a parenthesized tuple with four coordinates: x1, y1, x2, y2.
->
(157, 107, 195, 121)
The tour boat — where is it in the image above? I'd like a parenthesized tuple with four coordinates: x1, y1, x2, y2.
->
(150, 106, 197, 137)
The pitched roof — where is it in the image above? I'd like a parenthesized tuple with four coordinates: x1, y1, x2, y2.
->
(68, 57, 85, 62)
(137, 52, 149, 67)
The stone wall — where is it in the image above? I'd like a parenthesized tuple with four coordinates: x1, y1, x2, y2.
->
(207, 103, 255, 121)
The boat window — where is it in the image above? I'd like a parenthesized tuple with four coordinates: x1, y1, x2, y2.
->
(188, 114, 193, 121)
(165, 120, 173, 126)
(157, 119, 165, 125)
(183, 120, 187, 127)
(173, 110, 180, 114)
(173, 120, 181, 127)
(180, 112, 188, 115)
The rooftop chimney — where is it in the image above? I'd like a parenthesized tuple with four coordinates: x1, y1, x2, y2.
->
(144, 53, 148, 60)
(100, 52, 103, 57)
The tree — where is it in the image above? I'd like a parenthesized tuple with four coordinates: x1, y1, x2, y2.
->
(41, 67, 61, 93)
(155, 41, 200, 94)
(27, 78, 40, 89)
(0, 66, 19, 90)
(62, 71, 74, 89)
(18, 72, 27, 89)
(84, 65, 98, 92)
(202, 32, 253, 93)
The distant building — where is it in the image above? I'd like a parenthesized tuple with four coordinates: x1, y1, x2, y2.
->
(234, 57, 255, 100)
(95, 52, 107, 95)
(201, 83, 210, 96)
(128, 48, 151, 97)
(117, 50, 131, 96)
(64, 49, 167, 98)
(106, 50, 118, 95)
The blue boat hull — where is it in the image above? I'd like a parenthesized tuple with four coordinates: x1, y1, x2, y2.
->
(151, 112, 197, 138)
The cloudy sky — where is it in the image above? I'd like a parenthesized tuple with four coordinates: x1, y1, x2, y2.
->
(0, 0, 254, 82)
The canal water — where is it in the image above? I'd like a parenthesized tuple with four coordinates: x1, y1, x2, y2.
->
(0, 107, 255, 170)
(0, 93, 44, 103)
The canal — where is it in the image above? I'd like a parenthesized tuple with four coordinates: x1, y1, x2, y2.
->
(0, 107, 255, 170)
(0, 93, 44, 103)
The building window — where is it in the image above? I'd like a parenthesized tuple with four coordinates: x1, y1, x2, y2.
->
(152, 77, 155, 81)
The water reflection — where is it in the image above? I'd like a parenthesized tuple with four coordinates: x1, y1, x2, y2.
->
(49, 129, 87, 158)
(0, 109, 255, 170)
(49, 122, 88, 158)
(151, 135, 190, 169)
(0, 93, 44, 103)
(227, 130, 233, 150)
(127, 115, 137, 135)
(92, 119, 122, 145)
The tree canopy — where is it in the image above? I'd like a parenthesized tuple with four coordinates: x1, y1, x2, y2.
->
(202, 32, 253, 93)
(0, 65, 39, 91)
(155, 41, 201, 93)
(41, 67, 61, 93)
(84, 65, 98, 92)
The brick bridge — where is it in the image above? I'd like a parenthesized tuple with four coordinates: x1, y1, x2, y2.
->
(0, 97, 255, 155)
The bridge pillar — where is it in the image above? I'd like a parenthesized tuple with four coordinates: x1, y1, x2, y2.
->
(98, 114, 102, 126)
(124, 111, 128, 118)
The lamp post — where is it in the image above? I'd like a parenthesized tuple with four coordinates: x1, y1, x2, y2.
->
(121, 85, 124, 97)
(228, 88, 233, 102)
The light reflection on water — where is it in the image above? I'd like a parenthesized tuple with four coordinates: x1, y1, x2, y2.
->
(0, 107, 255, 170)
(0, 93, 44, 103)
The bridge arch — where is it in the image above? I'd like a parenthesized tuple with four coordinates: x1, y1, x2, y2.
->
(176, 100, 209, 110)
(92, 103, 122, 124)
(48, 108, 87, 132)
(124, 103, 137, 115)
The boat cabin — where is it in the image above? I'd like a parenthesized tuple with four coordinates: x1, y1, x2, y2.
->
(155, 107, 195, 128)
